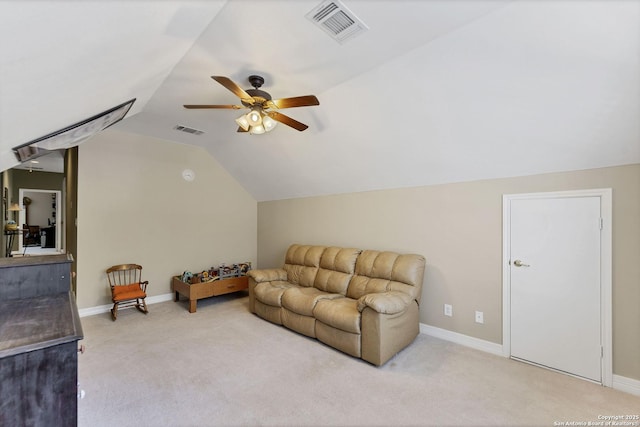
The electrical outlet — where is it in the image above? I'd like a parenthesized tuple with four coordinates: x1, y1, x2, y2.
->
(475, 311, 484, 324)
(444, 304, 453, 317)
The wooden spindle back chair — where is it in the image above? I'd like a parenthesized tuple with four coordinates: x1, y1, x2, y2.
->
(106, 264, 149, 321)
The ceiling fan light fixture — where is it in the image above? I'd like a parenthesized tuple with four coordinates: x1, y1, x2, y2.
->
(247, 108, 262, 126)
(262, 115, 278, 132)
(235, 114, 250, 131)
(249, 124, 266, 135)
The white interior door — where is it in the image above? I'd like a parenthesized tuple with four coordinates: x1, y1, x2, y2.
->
(509, 195, 602, 382)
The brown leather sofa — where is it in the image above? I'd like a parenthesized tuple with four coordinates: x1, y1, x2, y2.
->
(247, 244, 426, 366)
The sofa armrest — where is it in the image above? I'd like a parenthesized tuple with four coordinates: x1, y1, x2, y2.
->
(247, 268, 287, 283)
(357, 291, 414, 315)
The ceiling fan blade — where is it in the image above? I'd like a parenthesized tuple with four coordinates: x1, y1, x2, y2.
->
(266, 111, 309, 132)
(211, 76, 255, 105)
(237, 127, 248, 133)
(268, 95, 320, 109)
(183, 104, 243, 109)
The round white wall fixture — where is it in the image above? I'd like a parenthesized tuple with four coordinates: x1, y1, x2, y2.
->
(182, 169, 195, 182)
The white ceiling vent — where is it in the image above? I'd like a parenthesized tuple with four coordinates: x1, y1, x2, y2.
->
(306, 0, 368, 44)
(174, 125, 204, 136)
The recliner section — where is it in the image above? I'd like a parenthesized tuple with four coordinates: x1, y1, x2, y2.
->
(248, 244, 426, 366)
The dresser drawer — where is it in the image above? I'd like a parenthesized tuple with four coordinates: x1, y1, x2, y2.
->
(212, 276, 248, 296)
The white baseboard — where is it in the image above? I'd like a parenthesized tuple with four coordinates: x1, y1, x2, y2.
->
(420, 323, 503, 356)
(78, 293, 174, 318)
(612, 374, 640, 397)
(419, 323, 640, 397)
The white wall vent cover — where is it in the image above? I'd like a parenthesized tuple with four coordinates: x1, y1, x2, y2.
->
(306, 0, 368, 44)
(174, 125, 204, 136)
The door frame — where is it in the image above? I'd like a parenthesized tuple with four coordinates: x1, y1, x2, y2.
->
(502, 188, 612, 387)
(17, 188, 63, 253)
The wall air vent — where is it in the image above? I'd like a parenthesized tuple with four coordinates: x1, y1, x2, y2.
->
(306, 0, 368, 44)
(174, 125, 204, 136)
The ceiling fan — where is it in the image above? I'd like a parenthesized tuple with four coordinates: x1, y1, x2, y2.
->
(184, 75, 320, 134)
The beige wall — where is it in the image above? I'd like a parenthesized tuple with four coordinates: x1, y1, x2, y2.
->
(76, 128, 257, 309)
(10, 169, 64, 195)
(257, 164, 640, 381)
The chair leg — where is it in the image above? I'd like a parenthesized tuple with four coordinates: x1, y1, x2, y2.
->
(136, 298, 149, 314)
(111, 303, 118, 321)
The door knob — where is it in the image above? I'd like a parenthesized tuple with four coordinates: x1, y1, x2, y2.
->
(513, 259, 530, 267)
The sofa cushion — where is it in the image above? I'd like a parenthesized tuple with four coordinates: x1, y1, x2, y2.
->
(313, 269, 353, 295)
(281, 287, 342, 316)
(313, 297, 361, 334)
(348, 251, 426, 300)
(346, 276, 391, 300)
(283, 264, 318, 288)
(319, 247, 360, 274)
(254, 281, 296, 307)
(286, 244, 325, 267)
(283, 244, 326, 287)
(355, 250, 425, 286)
(312, 247, 360, 294)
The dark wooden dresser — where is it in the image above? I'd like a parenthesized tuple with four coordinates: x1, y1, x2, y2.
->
(0, 254, 83, 427)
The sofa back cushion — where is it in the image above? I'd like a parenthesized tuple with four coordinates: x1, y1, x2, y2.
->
(283, 244, 325, 287)
(347, 250, 426, 301)
(313, 247, 361, 295)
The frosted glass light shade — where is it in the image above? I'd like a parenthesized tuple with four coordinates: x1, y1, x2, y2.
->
(235, 114, 250, 131)
(247, 108, 262, 126)
(262, 115, 277, 132)
(249, 124, 265, 134)
(235, 115, 250, 131)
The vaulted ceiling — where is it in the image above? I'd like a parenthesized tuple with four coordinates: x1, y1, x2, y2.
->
(1, 0, 638, 201)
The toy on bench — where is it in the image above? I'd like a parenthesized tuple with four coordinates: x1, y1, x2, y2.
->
(181, 262, 251, 284)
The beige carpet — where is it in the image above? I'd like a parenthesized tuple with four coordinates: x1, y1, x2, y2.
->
(78, 293, 639, 427)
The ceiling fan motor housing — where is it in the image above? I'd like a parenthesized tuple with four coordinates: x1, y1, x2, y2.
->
(245, 89, 271, 101)
(243, 89, 271, 109)
(243, 75, 272, 106)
